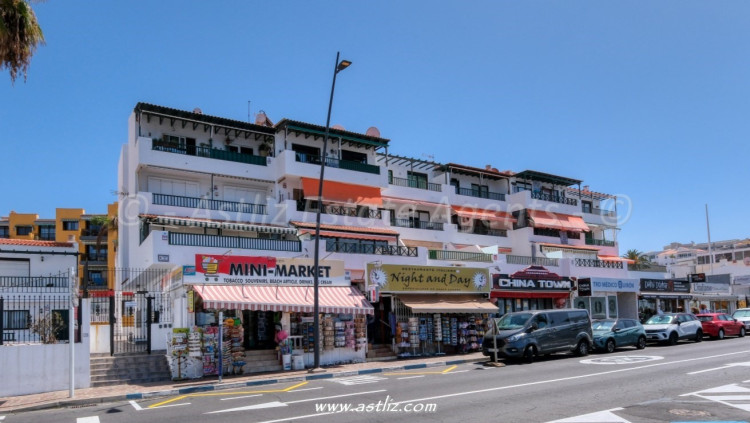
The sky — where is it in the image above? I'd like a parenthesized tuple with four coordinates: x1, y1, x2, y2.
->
(1, 1, 749, 254)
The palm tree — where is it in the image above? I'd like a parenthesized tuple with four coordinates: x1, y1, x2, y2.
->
(0, 0, 45, 84)
(622, 249, 651, 270)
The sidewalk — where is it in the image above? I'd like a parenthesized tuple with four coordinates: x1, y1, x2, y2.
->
(0, 352, 489, 414)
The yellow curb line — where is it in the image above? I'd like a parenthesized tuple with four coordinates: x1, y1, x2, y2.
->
(147, 381, 308, 409)
(383, 364, 458, 376)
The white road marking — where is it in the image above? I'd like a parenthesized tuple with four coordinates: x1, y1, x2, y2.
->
(390, 349, 750, 406)
(151, 403, 191, 409)
(77, 418, 100, 423)
(205, 390, 387, 415)
(287, 387, 324, 393)
(285, 389, 387, 404)
(331, 375, 387, 385)
(129, 400, 143, 411)
(397, 375, 425, 380)
(683, 383, 750, 413)
(449, 370, 472, 374)
(580, 356, 662, 365)
(221, 394, 263, 401)
(0, 416, 5, 421)
(254, 411, 336, 423)
(546, 408, 627, 423)
(687, 361, 750, 375)
(207, 401, 287, 413)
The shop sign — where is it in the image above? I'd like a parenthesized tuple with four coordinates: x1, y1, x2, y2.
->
(186, 255, 349, 286)
(183, 265, 196, 276)
(691, 282, 731, 294)
(689, 273, 706, 283)
(590, 277, 638, 293)
(187, 290, 194, 313)
(734, 275, 750, 285)
(577, 278, 592, 297)
(367, 264, 490, 293)
(492, 266, 572, 292)
(640, 278, 690, 293)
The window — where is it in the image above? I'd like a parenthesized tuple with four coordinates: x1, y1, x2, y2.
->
(341, 149, 368, 164)
(582, 201, 592, 214)
(38, 225, 55, 240)
(387, 170, 393, 184)
(292, 144, 321, 162)
(471, 184, 489, 198)
(514, 182, 532, 193)
(240, 146, 253, 156)
(62, 221, 79, 231)
(450, 178, 459, 193)
(226, 145, 239, 153)
(88, 271, 105, 286)
(532, 314, 548, 329)
(3, 310, 30, 330)
(0, 226, 9, 238)
(407, 171, 428, 189)
(15, 226, 32, 236)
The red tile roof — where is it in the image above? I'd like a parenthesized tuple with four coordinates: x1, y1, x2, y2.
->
(0, 239, 74, 248)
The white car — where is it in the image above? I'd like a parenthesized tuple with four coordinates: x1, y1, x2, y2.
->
(643, 313, 703, 345)
(732, 308, 750, 331)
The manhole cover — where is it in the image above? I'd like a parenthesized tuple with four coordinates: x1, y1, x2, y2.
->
(668, 408, 711, 417)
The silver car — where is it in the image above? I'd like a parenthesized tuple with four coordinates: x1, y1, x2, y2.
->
(732, 308, 750, 331)
(643, 313, 703, 345)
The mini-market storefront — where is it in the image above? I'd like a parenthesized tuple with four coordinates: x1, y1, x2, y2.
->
(367, 263, 495, 356)
(183, 254, 373, 376)
(690, 274, 737, 314)
(491, 266, 573, 314)
(638, 278, 691, 322)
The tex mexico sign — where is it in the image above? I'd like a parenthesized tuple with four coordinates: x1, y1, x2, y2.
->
(366, 263, 490, 293)
(186, 254, 349, 286)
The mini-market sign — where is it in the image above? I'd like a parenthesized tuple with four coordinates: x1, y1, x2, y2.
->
(186, 255, 349, 286)
(367, 264, 490, 293)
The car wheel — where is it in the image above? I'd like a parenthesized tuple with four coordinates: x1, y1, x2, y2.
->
(636, 336, 647, 349)
(668, 332, 678, 345)
(694, 329, 703, 342)
(717, 329, 724, 340)
(605, 339, 616, 354)
(740, 327, 746, 338)
(575, 340, 589, 357)
(523, 346, 536, 364)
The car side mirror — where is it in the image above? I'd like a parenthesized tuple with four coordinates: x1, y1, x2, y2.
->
(530, 322, 538, 331)
(676, 321, 681, 325)
(613, 328, 620, 332)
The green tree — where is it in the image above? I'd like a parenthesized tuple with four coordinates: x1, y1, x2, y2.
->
(622, 249, 651, 270)
(0, 0, 45, 83)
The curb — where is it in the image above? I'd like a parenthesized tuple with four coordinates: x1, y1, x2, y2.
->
(4, 356, 488, 413)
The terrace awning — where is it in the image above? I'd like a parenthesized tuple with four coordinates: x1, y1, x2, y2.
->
(301, 177, 382, 207)
(528, 210, 589, 232)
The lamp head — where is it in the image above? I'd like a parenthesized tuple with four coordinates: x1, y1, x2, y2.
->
(336, 60, 352, 73)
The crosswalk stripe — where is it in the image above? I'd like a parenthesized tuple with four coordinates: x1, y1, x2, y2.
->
(546, 408, 627, 423)
(77, 417, 100, 423)
(701, 395, 750, 401)
(331, 375, 387, 385)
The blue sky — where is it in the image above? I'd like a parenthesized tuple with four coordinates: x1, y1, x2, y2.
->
(1, 1, 748, 253)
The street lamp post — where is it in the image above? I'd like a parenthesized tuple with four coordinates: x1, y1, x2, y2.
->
(312, 52, 351, 371)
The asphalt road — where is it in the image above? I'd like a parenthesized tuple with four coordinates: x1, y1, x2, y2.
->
(7, 336, 750, 423)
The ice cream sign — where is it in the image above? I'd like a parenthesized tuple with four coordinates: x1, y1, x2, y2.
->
(188, 254, 349, 286)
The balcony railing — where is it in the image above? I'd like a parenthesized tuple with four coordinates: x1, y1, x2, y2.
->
(585, 238, 616, 247)
(531, 191, 578, 206)
(168, 232, 301, 252)
(456, 187, 505, 201)
(390, 218, 443, 231)
(459, 227, 508, 237)
(573, 258, 623, 269)
(389, 176, 442, 192)
(0, 276, 69, 292)
(583, 208, 616, 217)
(506, 255, 559, 267)
(154, 193, 267, 215)
(295, 153, 380, 175)
(152, 140, 267, 166)
(326, 241, 418, 257)
(428, 250, 493, 262)
(296, 202, 381, 219)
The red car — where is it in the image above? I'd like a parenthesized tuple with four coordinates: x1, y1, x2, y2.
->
(696, 313, 746, 339)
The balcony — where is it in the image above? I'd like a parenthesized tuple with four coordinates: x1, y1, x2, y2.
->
(428, 250, 493, 262)
(389, 176, 442, 192)
(506, 255, 559, 267)
(154, 193, 267, 215)
(168, 232, 301, 252)
(0, 276, 69, 292)
(531, 191, 578, 206)
(456, 187, 505, 201)
(326, 241, 418, 257)
(584, 208, 616, 218)
(152, 139, 267, 166)
(585, 238, 616, 247)
(459, 228, 508, 237)
(573, 258, 623, 269)
(390, 218, 443, 231)
(296, 202, 381, 219)
(295, 153, 380, 175)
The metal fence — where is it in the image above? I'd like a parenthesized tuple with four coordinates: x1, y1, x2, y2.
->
(0, 294, 80, 345)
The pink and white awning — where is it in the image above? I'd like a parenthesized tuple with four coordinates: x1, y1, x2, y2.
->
(192, 285, 374, 315)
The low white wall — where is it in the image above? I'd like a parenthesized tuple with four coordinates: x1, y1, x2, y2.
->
(90, 324, 110, 354)
(151, 324, 171, 352)
(0, 342, 91, 396)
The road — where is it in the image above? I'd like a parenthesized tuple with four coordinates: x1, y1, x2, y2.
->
(6, 336, 750, 423)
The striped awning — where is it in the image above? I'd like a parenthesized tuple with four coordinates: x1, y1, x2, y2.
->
(192, 284, 374, 315)
(144, 215, 296, 234)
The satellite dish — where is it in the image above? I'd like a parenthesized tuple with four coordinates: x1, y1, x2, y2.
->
(255, 111, 267, 125)
(193, 107, 203, 114)
(332, 124, 345, 130)
(365, 126, 380, 137)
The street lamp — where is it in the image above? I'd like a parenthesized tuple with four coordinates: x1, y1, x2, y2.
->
(311, 52, 351, 372)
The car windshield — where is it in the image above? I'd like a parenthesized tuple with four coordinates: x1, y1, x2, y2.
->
(493, 313, 533, 330)
(645, 315, 674, 324)
(592, 320, 615, 331)
(697, 315, 715, 322)
(734, 310, 750, 318)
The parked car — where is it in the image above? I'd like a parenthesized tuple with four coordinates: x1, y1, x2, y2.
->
(696, 313, 746, 339)
(643, 313, 703, 345)
(482, 309, 593, 363)
(592, 318, 647, 353)
(732, 308, 750, 331)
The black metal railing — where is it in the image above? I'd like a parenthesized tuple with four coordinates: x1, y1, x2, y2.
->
(296, 202, 382, 219)
(531, 191, 578, 206)
(506, 255, 560, 267)
(458, 227, 508, 237)
(390, 218, 443, 231)
(456, 187, 505, 201)
(428, 250, 493, 262)
(168, 232, 301, 252)
(0, 294, 81, 345)
(295, 153, 380, 175)
(153, 193, 267, 215)
(0, 276, 69, 292)
(389, 176, 442, 192)
(153, 140, 267, 166)
(573, 258, 623, 269)
(325, 241, 418, 257)
(585, 238, 616, 247)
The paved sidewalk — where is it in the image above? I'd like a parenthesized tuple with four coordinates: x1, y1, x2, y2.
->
(0, 352, 489, 414)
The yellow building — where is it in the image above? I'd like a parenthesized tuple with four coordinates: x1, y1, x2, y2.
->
(0, 203, 118, 291)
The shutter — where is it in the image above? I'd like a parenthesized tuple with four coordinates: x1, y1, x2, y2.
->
(0, 259, 30, 277)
